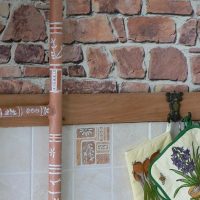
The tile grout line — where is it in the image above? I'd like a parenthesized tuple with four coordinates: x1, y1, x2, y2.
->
(0, 171, 31, 176)
(30, 127, 34, 200)
(73, 165, 114, 170)
(72, 125, 75, 200)
(111, 124, 114, 200)
(148, 123, 152, 139)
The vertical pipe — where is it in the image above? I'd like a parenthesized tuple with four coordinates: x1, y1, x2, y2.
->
(48, 1, 63, 200)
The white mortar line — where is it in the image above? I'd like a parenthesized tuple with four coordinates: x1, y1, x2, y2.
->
(124, 16, 129, 41)
(113, 166, 128, 169)
(72, 125, 75, 200)
(74, 165, 113, 170)
(0, 171, 30, 176)
(111, 124, 114, 200)
(141, 0, 147, 16)
(0, 1, 200, 93)
(30, 127, 34, 200)
(148, 123, 152, 139)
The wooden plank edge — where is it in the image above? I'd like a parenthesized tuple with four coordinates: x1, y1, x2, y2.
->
(0, 93, 199, 127)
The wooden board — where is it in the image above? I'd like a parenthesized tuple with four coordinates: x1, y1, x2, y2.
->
(0, 94, 49, 127)
(0, 93, 200, 127)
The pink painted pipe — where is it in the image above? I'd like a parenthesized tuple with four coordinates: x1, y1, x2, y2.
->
(0, 1, 64, 199)
(48, 1, 63, 200)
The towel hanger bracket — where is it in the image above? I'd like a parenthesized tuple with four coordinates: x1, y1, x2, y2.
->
(166, 92, 183, 122)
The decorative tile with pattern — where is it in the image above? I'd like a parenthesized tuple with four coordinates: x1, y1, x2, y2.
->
(76, 127, 110, 165)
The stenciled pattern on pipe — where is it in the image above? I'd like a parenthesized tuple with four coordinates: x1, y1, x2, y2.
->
(48, 1, 63, 200)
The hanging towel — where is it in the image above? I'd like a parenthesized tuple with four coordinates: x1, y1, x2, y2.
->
(150, 118, 200, 200)
(125, 124, 172, 200)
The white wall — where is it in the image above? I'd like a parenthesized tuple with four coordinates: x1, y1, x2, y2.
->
(0, 123, 170, 200)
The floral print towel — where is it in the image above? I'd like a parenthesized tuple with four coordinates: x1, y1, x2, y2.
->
(125, 129, 172, 200)
(150, 126, 200, 200)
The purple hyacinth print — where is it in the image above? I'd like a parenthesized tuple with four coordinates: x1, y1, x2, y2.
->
(170, 144, 200, 198)
(171, 147, 195, 174)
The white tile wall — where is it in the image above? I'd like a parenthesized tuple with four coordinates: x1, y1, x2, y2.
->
(62, 126, 74, 170)
(0, 173, 31, 200)
(0, 122, 171, 200)
(151, 122, 167, 138)
(113, 167, 133, 200)
(32, 127, 49, 172)
(0, 127, 32, 173)
(113, 123, 149, 167)
(74, 168, 112, 200)
(62, 170, 73, 200)
(31, 173, 48, 200)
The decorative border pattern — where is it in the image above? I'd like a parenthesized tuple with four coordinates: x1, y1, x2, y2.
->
(76, 127, 110, 165)
(0, 106, 49, 118)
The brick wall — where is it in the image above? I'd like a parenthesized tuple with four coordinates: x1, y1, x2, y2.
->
(0, 0, 200, 94)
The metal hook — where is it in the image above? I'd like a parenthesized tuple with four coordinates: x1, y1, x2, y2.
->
(178, 121, 182, 132)
(166, 91, 183, 123)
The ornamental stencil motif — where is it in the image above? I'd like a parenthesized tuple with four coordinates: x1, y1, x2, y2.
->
(76, 127, 110, 165)
(50, 38, 62, 60)
(4, 108, 18, 117)
(50, 179, 61, 186)
(26, 108, 40, 114)
(82, 141, 95, 165)
(42, 106, 49, 116)
(49, 148, 56, 158)
(51, 69, 58, 92)
(77, 128, 95, 138)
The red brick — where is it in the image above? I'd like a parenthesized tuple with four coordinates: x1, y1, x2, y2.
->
(23, 66, 49, 77)
(68, 65, 86, 77)
(2, 5, 47, 42)
(87, 47, 112, 79)
(15, 44, 45, 64)
(66, 0, 90, 15)
(154, 84, 189, 93)
(92, 0, 142, 15)
(179, 19, 197, 46)
(0, 66, 21, 78)
(0, 80, 42, 94)
(111, 17, 127, 43)
(0, 45, 11, 64)
(149, 47, 187, 81)
(63, 19, 76, 44)
(21, 81, 43, 94)
(63, 45, 83, 63)
(197, 20, 200, 40)
(191, 55, 200, 84)
(0, 80, 21, 94)
(147, 0, 193, 15)
(189, 48, 200, 53)
(111, 47, 145, 79)
(63, 15, 116, 44)
(120, 82, 149, 93)
(45, 79, 117, 94)
(63, 80, 117, 94)
(128, 16, 176, 43)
